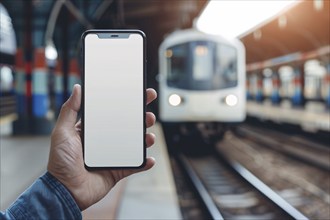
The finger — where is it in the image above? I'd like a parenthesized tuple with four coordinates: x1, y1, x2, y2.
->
(143, 157, 156, 170)
(146, 88, 157, 105)
(146, 112, 156, 128)
(146, 133, 155, 148)
(122, 157, 156, 178)
(75, 119, 81, 132)
(75, 119, 81, 127)
(56, 84, 81, 128)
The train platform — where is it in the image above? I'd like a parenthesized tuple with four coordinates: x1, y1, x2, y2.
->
(0, 123, 182, 219)
(246, 101, 330, 132)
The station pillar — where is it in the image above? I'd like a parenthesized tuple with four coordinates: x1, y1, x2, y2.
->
(13, 48, 30, 134)
(325, 63, 330, 108)
(67, 58, 81, 96)
(54, 59, 64, 116)
(13, 49, 54, 134)
(13, 1, 54, 135)
(271, 69, 281, 105)
(30, 48, 54, 134)
(255, 74, 263, 103)
(292, 67, 304, 106)
(15, 49, 27, 118)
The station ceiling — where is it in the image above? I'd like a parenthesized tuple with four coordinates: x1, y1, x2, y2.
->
(240, 0, 330, 64)
(117, 0, 329, 66)
(2, 0, 328, 70)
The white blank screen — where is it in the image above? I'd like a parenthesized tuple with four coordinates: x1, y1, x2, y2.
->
(84, 33, 144, 167)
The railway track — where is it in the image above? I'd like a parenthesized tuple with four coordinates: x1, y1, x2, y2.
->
(235, 124, 330, 171)
(217, 129, 330, 219)
(172, 151, 308, 220)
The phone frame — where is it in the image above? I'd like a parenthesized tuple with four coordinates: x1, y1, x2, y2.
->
(81, 29, 147, 169)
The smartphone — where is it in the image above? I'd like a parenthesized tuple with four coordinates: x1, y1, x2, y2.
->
(82, 30, 146, 168)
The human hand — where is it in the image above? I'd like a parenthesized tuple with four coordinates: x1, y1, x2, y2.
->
(47, 84, 157, 210)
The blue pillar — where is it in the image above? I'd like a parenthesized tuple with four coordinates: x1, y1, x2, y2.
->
(271, 70, 280, 104)
(291, 67, 303, 106)
(325, 63, 330, 108)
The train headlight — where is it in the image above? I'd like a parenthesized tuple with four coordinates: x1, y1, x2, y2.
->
(225, 94, 238, 106)
(169, 94, 182, 106)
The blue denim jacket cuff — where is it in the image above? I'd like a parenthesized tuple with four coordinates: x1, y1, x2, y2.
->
(3, 172, 82, 220)
(41, 172, 82, 218)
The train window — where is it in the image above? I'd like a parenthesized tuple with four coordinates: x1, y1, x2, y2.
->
(166, 43, 189, 88)
(216, 44, 237, 88)
(166, 41, 238, 90)
(192, 44, 213, 80)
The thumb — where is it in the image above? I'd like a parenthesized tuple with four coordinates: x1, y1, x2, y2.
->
(56, 84, 81, 128)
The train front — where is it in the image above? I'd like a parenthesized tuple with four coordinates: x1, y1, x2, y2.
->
(159, 30, 246, 124)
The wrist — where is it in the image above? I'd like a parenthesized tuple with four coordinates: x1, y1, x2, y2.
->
(47, 169, 88, 210)
(41, 172, 82, 218)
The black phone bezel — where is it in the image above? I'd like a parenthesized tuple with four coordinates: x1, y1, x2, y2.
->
(81, 29, 147, 169)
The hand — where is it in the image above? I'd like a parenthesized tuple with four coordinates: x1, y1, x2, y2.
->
(47, 84, 157, 210)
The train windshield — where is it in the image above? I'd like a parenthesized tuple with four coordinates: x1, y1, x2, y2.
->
(166, 41, 237, 90)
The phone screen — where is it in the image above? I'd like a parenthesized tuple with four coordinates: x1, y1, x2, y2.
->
(82, 30, 145, 168)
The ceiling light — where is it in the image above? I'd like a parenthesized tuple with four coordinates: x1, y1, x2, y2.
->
(197, 0, 298, 38)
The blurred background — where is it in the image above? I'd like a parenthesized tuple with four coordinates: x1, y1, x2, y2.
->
(0, 0, 329, 219)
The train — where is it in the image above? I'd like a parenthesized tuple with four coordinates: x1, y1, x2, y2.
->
(158, 29, 246, 150)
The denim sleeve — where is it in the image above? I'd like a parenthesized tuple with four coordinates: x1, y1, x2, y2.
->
(0, 172, 82, 220)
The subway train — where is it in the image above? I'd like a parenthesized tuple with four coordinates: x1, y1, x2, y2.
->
(158, 29, 246, 150)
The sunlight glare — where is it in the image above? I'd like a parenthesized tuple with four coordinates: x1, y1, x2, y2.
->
(196, 0, 298, 38)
